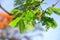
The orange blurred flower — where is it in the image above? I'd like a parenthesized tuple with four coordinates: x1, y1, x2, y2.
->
(0, 12, 12, 29)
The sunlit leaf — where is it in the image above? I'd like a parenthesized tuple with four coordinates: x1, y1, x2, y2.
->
(9, 14, 24, 27)
(52, 8, 60, 15)
(24, 21, 35, 32)
(46, 8, 53, 15)
(9, 17, 20, 27)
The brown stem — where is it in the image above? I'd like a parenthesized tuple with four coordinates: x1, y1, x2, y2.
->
(0, 4, 12, 15)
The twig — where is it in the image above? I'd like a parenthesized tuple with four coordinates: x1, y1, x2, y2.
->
(44, 0, 60, 13)
(0, 4, 12, 15)
(51, 0, 60, 7)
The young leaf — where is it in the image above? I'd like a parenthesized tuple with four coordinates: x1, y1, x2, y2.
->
(46, 8, 53, 15)
(11, 9, 22, 16)
(9, 14, 24, 27)
(24, 21, 35, 32)
(52, 8, 60, 15)
(18, 20, 25, 33)
(9, 17, 20, 27)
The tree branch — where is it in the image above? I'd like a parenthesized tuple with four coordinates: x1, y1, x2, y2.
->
(44, 0, 60, 12)
(0, 4, 12, 15)
(51, 0, 60, 7)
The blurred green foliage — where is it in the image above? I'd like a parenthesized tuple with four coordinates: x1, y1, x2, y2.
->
(9, 0, 60, 33)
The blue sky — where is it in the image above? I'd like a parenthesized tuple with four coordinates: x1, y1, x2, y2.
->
(0, 0, 60, 40)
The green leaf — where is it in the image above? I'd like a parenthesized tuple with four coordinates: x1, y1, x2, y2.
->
(14, 0, 41, 11)
(34, 8, 40, 14)
(9, 17, 20, 27)
(46, 21, 52, 27)
(24, 10, 35, 22)
(41, 15, 57, 30)
(52, 8, 60, 15)
(51, 20, 57, 29)
(9, 14, 24, 27)
(46, 8, 53, 15)
(11, 9, 22, 16)
(24, 21, 35, 32)
(18, 20, 25, 33)
(41, 2, 47, 4)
